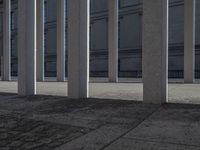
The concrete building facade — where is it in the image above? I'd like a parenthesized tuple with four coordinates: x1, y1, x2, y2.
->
(0, 0, 198, 104)
(0, 0, 200, 79)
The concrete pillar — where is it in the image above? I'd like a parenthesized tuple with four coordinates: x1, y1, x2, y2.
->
(56, 0, 66, 82)
(68, 0, 90, 99)
(184, 0, 196, 83)
(108, 0, 118, 82)
(36, 0, 45, 81)
(143, 0, 168, 104)
(18, 0, 36, 96)
(2, 0, 11, 81)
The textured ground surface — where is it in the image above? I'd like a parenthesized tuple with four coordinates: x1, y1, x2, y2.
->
(1, 79, 200, 149)
(0, 92, 200, 149)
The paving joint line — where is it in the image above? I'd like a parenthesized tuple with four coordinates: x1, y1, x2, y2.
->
(100, 105, 162, 150)
(56, 124, 104, 149)
(123, 137, 200, 148)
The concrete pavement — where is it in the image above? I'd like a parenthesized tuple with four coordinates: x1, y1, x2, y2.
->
(0, 94, 200, 149)
(0, 79, 200, 149)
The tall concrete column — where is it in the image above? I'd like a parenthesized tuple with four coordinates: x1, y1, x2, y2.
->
(36, 0, 45, 81)
(108, 0, 118, 82)
(18, 0, 36, 96)
(143, 0, 168, 104)
(68, 0, 90, 99)
(2, 0, 11, 81)
(56, 0, 66, 82)
(184, 0, 196, 83)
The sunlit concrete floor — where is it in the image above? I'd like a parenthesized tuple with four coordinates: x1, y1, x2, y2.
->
(0, 78, 200, 104)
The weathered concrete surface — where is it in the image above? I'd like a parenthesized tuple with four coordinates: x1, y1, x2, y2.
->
(0, 94, 157, 150)
(0, 81, 200, 104)
(121, 104, 200, 150)
(104, 138, 200, 150)
(0, 94, 200, 150)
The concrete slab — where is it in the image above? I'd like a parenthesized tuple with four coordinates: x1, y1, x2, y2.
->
(0, 113, 91, 150)
(56, 124, 132, 150)
(104, 138, 200, 150)
(90, 83, 143, 101)
(169, 84, 200, 104)
(0, 94, 158, 128)
(125, 104, 200, 147)
(0, 94, 200, 149)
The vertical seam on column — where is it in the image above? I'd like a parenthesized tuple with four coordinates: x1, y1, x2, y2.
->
(78, 0, 81, 97)
(161, 0, 168, 102)
(160, 0, 164, 102)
